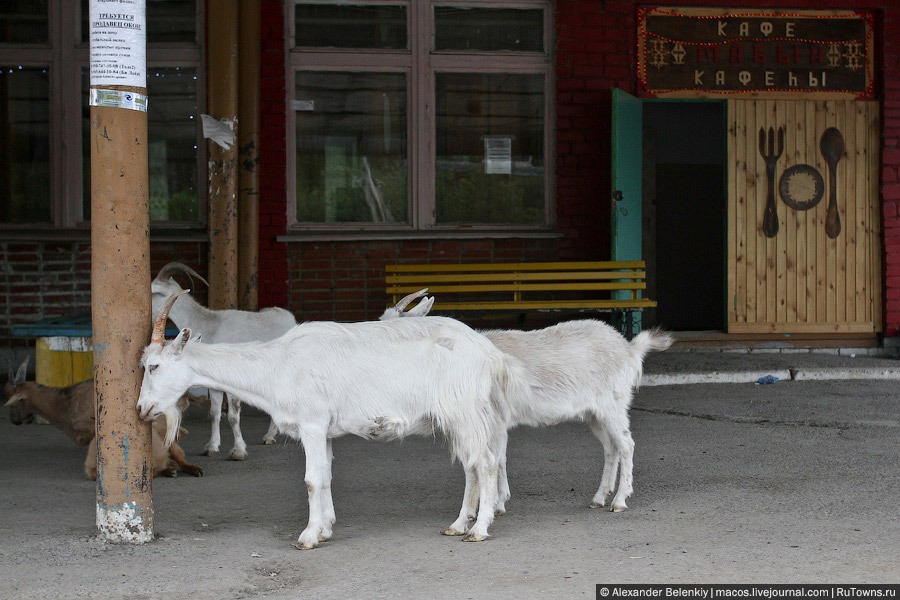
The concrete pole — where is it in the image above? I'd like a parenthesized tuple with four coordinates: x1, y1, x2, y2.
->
(207, 0, 240, 310)
(88, 1, 153, 543)
(238, 0, 261, 311)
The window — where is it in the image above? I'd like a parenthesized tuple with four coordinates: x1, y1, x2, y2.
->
(288, 0, 553, 232)
(0, 1, 203, 228)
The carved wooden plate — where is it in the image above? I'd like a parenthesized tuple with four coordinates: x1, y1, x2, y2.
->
(779, 163, 824, 211)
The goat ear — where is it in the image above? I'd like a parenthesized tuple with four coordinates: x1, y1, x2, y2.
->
(173, 328, 192, 353)
(14, 357, 29, 385)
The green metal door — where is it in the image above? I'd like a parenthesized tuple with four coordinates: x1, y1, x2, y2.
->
(611, 88, 643, 261)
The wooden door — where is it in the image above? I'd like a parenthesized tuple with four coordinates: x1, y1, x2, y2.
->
(727, 99, 881, 334)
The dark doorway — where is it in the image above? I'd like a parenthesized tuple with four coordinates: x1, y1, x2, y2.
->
(643, 102, 726, 331)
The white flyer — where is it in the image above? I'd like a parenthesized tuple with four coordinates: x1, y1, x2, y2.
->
(89, 0, 147, 87)
(484, 136, 512, 175)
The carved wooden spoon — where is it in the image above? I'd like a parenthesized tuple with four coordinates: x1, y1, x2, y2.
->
(820, 127, 845, 239)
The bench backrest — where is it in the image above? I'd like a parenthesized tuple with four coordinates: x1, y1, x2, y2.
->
(385, 261, 649, 304)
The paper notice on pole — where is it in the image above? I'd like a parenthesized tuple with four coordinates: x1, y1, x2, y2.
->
(89, 0, 147, 88)
(484, 136, 512, 174)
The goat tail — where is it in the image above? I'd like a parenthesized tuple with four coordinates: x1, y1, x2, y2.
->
(628, 327, 674, 389)
(630, 327, 674, 358)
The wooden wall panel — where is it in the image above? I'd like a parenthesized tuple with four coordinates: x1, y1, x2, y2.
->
(727, 100, 881, 334)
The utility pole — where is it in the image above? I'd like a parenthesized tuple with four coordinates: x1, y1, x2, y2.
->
(88, 0, 153, 543)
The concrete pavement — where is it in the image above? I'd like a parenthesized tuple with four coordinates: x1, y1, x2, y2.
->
(2, 343, 899, 599)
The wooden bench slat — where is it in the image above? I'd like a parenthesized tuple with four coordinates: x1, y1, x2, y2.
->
(388, 282, 646, 294)
(386, 270, 646, 285)
(432, 299, 657, 311)
(385, 260, 646, 273)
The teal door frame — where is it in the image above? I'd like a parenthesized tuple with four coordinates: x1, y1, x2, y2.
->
(610, 88, 644, 332)
(611, 88, 644, 261)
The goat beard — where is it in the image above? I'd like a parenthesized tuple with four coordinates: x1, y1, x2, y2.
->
(161, 404, 183, 449)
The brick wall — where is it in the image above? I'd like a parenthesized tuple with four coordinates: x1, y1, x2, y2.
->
(1, 241, 206, 348)
(287, 239, 558, 324)
(258, 0, 290, 310)
(879, 6, 900, 335)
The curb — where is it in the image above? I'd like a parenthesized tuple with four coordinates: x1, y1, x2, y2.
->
(643, 367, 900, 386)
(643, 370, 792, 386)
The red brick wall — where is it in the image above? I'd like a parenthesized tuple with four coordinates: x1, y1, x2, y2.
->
(1, 241, 206, 347)
(287, 239, 558, 323)
(258, 0, 290, 310)
(879, 7, 900, 335)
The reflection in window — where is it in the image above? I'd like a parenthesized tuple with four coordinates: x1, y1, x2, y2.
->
(0, 2, 49, 44)
(81, 68, 199, 221)
(435, 73, 544, 225)
(295, 72, 408, 224)
(0, 67, 51, 223)
(434, 7, 543, 52)
(294, 3, 407, 49)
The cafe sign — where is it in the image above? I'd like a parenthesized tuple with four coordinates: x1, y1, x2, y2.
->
(638, 7, 874, 99)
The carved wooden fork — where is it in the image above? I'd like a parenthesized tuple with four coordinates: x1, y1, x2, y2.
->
(758, 126, 784, 238)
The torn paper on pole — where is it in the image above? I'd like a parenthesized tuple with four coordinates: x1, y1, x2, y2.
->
(201, 114, 237, 150)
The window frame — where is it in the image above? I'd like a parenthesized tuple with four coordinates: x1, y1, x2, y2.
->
(286, 0, 555, 235)
(0, 0, 207, 232)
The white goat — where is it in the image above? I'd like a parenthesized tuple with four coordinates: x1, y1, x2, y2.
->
(137, 292, 509, 548)
(151, 262, 295, 459)
(381, 289, 673, 514)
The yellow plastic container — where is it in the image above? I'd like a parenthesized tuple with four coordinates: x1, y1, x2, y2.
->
(34, 336, 93, 387)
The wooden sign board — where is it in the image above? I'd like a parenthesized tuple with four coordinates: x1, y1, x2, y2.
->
(638, 7, 875, 99)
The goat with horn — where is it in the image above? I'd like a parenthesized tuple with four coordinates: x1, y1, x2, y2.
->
(151, 262, 296, 459)
(138, 292, 512, 548)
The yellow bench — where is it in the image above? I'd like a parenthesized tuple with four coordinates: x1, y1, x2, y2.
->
(385, 261, 656, 335)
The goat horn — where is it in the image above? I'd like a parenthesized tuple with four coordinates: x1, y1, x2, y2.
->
(152, 291, 187, 345)
(394, 289, 429, 311)
(155, 262, 209, 288)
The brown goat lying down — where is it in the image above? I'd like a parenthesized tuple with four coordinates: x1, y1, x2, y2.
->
(4, 360, 203, 480)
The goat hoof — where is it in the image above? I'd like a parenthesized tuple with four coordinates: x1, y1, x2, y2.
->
(462, 533, 490, 542)
(590, 501, 606, 509)
(262, 438, 277, 445)
(610, 505, 627, 513)
(440, 528, 466, 537)
(292, 541, 318, 550)
(227, 450, 247, 461)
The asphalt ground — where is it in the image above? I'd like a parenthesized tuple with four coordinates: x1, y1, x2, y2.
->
(1, 352, 898, 599)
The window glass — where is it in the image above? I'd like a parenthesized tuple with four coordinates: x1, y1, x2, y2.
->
(295, 3, 406, 49)
(0, 67, 51, 223)
(81, 67, 199, 221)
(0, 2, 49, 44)
(80, 0, 197, 43)
(434, 7, 543, 52)
(295, 72, 408, 223)
(435, 73, 544, 225)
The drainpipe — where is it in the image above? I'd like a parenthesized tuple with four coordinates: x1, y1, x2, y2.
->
(206, 0, 240, 309)
(238, 0, 260, 311)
